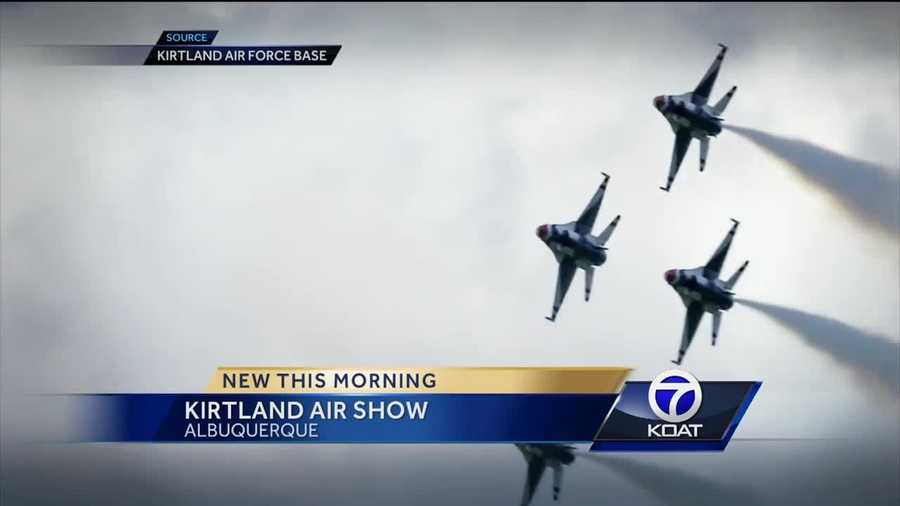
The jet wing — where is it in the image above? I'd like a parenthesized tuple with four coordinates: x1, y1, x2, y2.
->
(661, 128, 692, 191)
(676, 301, 705, 364)
(521, 456, 547, 506)
(574, 173, 610, 234)
(547, 258, 577, 322)
(692, 43, 727, 105)
(704, 218, 739, 278)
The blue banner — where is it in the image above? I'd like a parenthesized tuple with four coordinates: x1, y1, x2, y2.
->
(78, 393, 618, 443)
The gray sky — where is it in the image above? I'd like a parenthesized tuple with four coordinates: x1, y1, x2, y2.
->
(2, 3, 899, 505)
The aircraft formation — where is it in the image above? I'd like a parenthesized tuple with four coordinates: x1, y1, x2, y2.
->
(537, 42, 748, 365)
(525, 44, 749, 504)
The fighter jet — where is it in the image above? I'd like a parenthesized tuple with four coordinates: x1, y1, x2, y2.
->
(653, 43, 738, 192)
(664, 219, 749, 365)
(536, 173, 620, 322)
(516, 444, 576, 505)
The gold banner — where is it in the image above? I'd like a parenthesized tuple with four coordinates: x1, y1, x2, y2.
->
(206, 367, 630, 394)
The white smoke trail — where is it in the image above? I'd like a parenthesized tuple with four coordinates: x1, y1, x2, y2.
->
(737, 299, 899, 396)
(725, 125, 899, 237)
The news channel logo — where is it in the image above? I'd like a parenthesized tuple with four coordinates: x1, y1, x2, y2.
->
(648, 369, 703, 422)
(591, 369, 760, 451)
(647, 369, 703, 437)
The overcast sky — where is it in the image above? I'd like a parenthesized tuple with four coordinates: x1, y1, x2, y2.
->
(2, 3, 898, 505)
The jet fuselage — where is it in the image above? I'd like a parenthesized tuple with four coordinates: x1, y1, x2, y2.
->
(537, 224, 607, 267)
(654, 95, 723, 137)
(665, 267, 734, 312)
(517, 444, 576, 465)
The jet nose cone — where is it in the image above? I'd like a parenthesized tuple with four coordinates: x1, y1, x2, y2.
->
(664, 269, 677, 284)
(653, 95, 665, 110)
(536, 224, 549, 240)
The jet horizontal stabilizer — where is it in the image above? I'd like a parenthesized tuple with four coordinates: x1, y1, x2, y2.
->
(724, 260, 749, 290)
(712, 85, 737, 115)
(595, 215, 621, 246)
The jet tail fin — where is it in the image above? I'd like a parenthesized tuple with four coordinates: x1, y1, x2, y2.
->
(584, 266, 594, 302)
(595, 215, 620, 246)
(699, 137, 709, 172)
(724, 260, 749, 290)
(712, 85, 737, 115)
(712, 311, 722, 346)
(551, 463, 564, 501)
